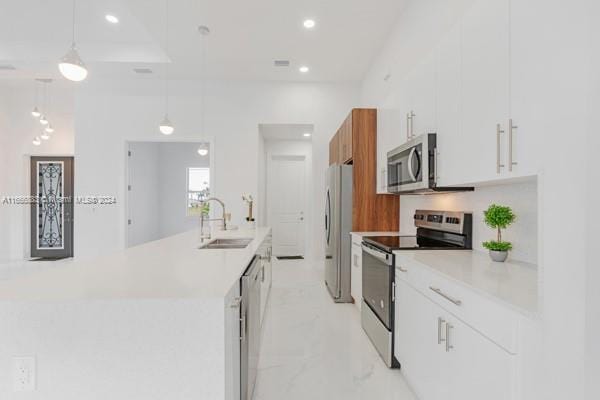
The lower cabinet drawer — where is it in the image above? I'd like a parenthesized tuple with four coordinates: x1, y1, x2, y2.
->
(395, 257, 519, 354)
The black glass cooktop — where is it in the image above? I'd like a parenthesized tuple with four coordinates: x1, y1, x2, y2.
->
(363, 235, 464, 253)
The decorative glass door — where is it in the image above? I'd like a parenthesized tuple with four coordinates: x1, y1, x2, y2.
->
(30, 156, 74, 258)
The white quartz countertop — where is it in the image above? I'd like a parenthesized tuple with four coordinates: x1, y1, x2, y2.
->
(0, 227, 271, 302)
(393, 250, 538, 317)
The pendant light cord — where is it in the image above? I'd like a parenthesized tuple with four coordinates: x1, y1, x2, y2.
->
(200, 29, 205, 141)
(71, 0, 76, 46)
(164, 0, 169, 114)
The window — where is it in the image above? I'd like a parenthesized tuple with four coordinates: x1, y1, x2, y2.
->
(187, 167, 210, 216)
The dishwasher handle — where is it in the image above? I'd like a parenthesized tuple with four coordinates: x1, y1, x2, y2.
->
(361, 244, 393, 266)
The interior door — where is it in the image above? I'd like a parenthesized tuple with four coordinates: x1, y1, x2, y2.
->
(267, 155, 306, 256)
(30, 156, 74, 259)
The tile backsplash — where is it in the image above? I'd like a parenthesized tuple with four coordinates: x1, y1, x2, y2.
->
(399, 179, 538, 264)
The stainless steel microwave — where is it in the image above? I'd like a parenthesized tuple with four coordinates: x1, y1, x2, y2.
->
(387, 133, 474, 195)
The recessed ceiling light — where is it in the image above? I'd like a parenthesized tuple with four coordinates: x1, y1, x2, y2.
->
(303, 132, 312, 137)
(303, 19, 316, 29)
(105, 14, 119, 24)
(299, 65, 309, 73)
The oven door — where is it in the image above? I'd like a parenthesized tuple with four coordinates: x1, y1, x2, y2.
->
(361, 243, 394, 329)
(387, 134, 433, 193)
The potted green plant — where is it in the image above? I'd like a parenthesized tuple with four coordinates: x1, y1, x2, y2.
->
(482, 204, 516, 262)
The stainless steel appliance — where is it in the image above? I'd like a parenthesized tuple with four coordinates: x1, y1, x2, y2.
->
(361, 210, 473, 368)
(240, 255, 261, 400)
(387, 133, 474, 194)
(324, 165, 353, 303)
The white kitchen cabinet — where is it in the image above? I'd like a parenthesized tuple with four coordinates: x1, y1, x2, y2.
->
(395, 278, 516, 400)
(405, 51, 437, 139)
(259, 236, 273, 326)
(225, 283, 241, 400)
(376, 101, 404, 194)
(445, 312, 516, 400)
(460, 0, 510, 184)
(350, 241, 363, 309)
(395, 279, 446, 400)
(434, 24, 463, 187)
(508, 0, 546, 179)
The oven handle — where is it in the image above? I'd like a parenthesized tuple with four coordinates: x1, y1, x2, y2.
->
(361, 244, 393, 266)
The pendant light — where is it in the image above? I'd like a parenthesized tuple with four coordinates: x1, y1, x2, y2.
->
(31, 80, 41, 117)
(197, 25, 210, 155)
(159, 0, 174, 135)
(41, 131, 51, 140)
(59, 0, 88, 82)
(32, 137, 42, 146)
(45, 124, 55, 134)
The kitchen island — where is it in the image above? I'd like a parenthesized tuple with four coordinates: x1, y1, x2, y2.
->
(0, 227, 272, 400)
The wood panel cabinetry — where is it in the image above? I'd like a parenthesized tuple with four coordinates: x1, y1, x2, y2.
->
(328, 109, 399, 232)
(329, 133, 340, 165)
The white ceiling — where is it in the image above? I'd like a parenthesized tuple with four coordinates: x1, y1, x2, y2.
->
(0, 0, 407, 82)
(259, 124, 313, 141)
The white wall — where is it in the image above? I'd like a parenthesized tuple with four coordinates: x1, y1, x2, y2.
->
(74, 79, 358, 260)
(263, 139, 313, 258)
(157, 142, 210, 238)
(399, 179, 537, 264)
(0, 82, 74, 262)
(360, 0, 591, 398)
(585, 2, 600, 398)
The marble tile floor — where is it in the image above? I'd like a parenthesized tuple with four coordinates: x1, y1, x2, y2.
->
(254, 258, 417, 400)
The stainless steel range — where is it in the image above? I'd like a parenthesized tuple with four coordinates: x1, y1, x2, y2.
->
(361, 210, 473, 368)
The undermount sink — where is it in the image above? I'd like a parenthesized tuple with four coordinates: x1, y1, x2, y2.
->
(198, 238, 253, 250)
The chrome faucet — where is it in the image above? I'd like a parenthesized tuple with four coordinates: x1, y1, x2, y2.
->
(199, 197, 227, 242)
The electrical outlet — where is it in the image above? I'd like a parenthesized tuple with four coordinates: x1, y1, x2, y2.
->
(13, 357, 36, 392)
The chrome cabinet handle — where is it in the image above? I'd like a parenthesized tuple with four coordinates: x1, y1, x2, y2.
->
(429, 286, 462, 306)
(392, 282, 396, 302)
(240, 313, 246, 341)
(437, 317, 446, 345)
(230, 296, 242, 308)
(445, 323, 454, 352)
(509, 119, 518, 171)
(406, 113, 410, 141)
(361, 244, 392, 265)
(409, 111, 416, 138)
(496, 123, 505, 174)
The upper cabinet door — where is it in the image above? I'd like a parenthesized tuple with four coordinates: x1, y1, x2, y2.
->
(405, 51, 437, 139)
(509, 0, 545, 178)
(460, 0, 510, 183)
(376, 94, 404, 193)
(329, 132, 340, 165)
(435, 24, 462, 187)
(339, 114, 353, 164)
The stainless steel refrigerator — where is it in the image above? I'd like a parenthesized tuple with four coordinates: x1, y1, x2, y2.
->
(324, 165, 353, 303)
